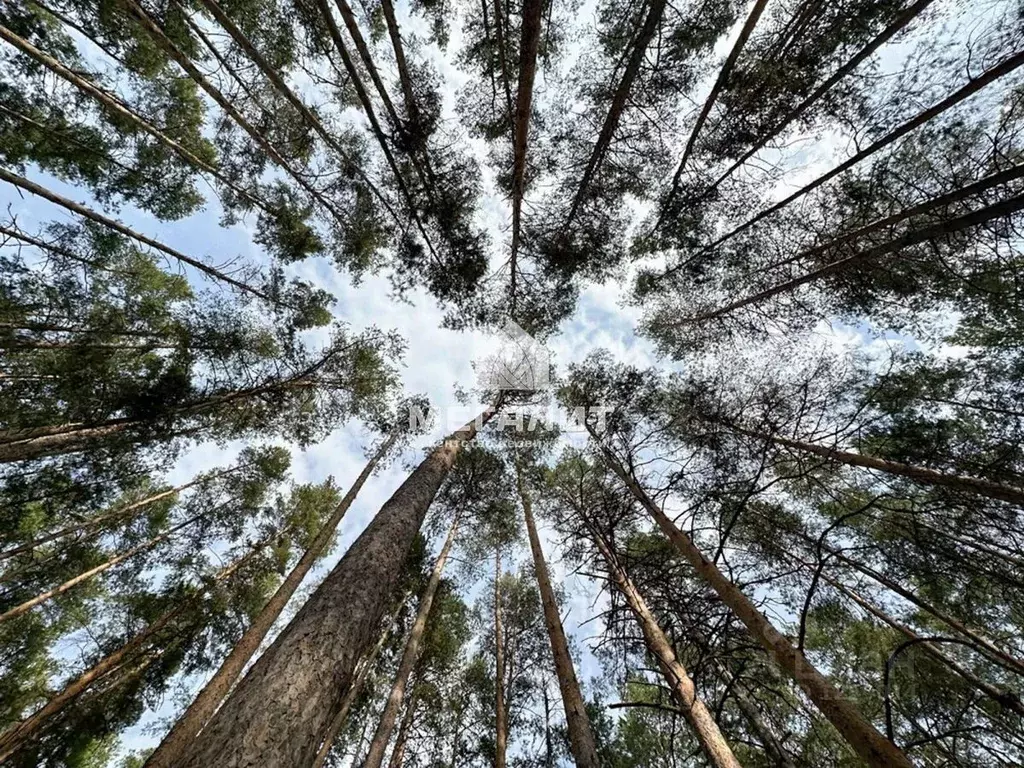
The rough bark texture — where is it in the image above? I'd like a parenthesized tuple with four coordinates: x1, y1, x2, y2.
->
(594, 434, 914, 768)
(146, 432, 398, 768)
(517, 464, 601, 768)
(387, 690, 418, 768)
(172, 409, 494, 768)
(364, 514, 461, 768)
(494, 547, 509, 768)
(311, 594, 411, 768)
(582, 520, 740, 768)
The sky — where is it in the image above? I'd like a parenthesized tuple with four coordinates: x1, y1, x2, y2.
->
(0, 0, 1005, 761)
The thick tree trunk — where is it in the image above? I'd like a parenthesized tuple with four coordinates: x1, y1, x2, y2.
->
(311, 593, 411, 768)
(145, 431, 399, 768)
(734, 425, 1024, 509)
(0, 168, 272, 303)
(819, 572, 1024, 718)
(171, 408, 495, 768)
(516, 463, 601, 768)
(0, 538, 266, 761)
(0, 468, 237, 563)
(387, 690, 418, 768)
(507, 0, 543, 307)
(563, 0, 668, 229)
(592, 430, 913, 768)
(494, 546, 509, 768)
(364, 513, 461, 768)
(578, 514, 741, 768)
(0, 514, 199, 624)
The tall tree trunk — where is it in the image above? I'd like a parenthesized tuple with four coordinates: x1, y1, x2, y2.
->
(332, 0, 403, 129)
(0, 513, 199, 624)
(494, 546, 509, 768)
(0, 468, 238, 563)
(377, 0, 419, 125)
(591, 429, 914, 768)
(364, 513, 462, 768)
(311, 592, 411, 768)
(387, 689, 418, 768)
(730, 424, 1024, 508)
(516, 463, 601, 768)
(576, 510, 741, 768)
(171, 407, 496, 768)
(710, 657, 794, 768)
(0, 168, 273, 303)
(696, 47, 1024, 256)
(818, 572, 1024, 718)
(146, 431, 399, 768)
(0, 535, 268, 761)
(563, 0, 668, 230)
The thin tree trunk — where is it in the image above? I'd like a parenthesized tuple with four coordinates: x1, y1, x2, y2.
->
(695, 47, 1024, 257)
(516, 463, 601, 768)
(0, 513, 200, 624)
(377, 0, 419, 125)
(591, 428, 914, 768)
(363, 513, 462, 768)
(666, 0, 768, 188)
(576, 511, 741, 768)
(709, 656, 794, 768)
(192, 0, 398, 224)
(508, 0, 543, 313)
(562, 0, 668, 230)
(0, 21, 268, 214)
(819, 572, 1024, 718)
(732, 424, 1024, 509)
(171, 407, 496, 768)
(0, 168, 273, 302)
(0, 535, 268, 761)
(386, 690, 418, 768)
(311, 593, 411, 768)
(489, 0, 515, 123)
(333, 0, 403, 129)
(0, 468, 238, 563)
(125, 0, 352, 230)
(494, 546, 509, 768)
(145, 431, 399, 768)
(684, 193, 1024, 323)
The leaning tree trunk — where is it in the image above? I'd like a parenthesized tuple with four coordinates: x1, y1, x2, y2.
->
(592, 430, 914, 768)
(146, 431, 400, 768)
(387, 690, 419, 768)
(0, 513, 200, 624)
(171, 407, 496, 767)
(494, 546, 509, 768)
(577, 512, 741, 768)
(311, 592, 411, 768)
(0, 535, 268, 762)
(364, 513, 462, 768)
(516, 463, 601, 768)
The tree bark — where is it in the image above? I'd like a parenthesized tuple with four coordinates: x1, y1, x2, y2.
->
(494, 546, 509, 768)
(516, 463, 601, 768)
(311, 593, 411, 768)
(508, 0, 543, 312)
(563, 0, 668, 230)
(171, 407, 495, 768)
(145, 431, 399, 768)
(363, 512, 461, 768)
(0, 513, 200, 624)
(696, 47, 1024, 256)
(0, 536, 267, 761)
(0, 167, 273, 302)
(377, 0, 419, 125)
(576, 511, 741, 768)
(386, 689, 418, 768)
(731, 424, 1024, 509)
(592, 429, 913, 768)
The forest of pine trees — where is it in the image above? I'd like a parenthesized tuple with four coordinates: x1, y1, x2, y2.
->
(0, 0, 1022, 764)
